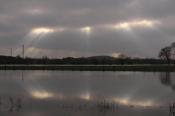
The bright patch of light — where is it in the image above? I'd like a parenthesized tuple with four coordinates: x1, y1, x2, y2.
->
(31, 90, 53, 99)
(31, 27, 55, 35)
(25, 47, 41, 57)
(80, 26, 92, 34)
(80, 92, 91, 101)
(26, 47, 38, 53)
(114, 20, 160, 31)
(112, 53, 122, 58)
(133, 20, 154, 27)
(115, 23, 131, 31)
(113, 98, 156, 107)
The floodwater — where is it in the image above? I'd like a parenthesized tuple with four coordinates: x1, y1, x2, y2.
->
(0, 71, 175, 116)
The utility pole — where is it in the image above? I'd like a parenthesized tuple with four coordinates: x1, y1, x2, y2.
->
(10, 48, 12, 57)
(22, 45, 24, 58)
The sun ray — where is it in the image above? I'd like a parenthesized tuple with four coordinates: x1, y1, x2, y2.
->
(113, 19, 160, 31)
(31, 27, 55, 35)
(80, 26, 92, 34)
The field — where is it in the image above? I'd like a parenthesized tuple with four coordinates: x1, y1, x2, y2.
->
(0, 65, 175, 72)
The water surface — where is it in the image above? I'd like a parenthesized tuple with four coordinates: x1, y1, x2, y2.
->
(0, 71, 174, 116)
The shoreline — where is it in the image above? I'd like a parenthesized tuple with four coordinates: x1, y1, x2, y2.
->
(0, 65, 174, 72)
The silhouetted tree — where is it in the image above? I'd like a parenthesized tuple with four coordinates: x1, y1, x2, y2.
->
(159, 46, 172, 64)
(171, 42, 175, 60)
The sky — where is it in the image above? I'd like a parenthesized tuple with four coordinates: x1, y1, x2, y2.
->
(0, 0, 175, 58)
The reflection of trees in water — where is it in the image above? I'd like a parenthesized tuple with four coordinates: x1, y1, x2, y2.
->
(159, 72, 175, 90)
(0, 97, 22, 113)
(160, 72, 171, 86)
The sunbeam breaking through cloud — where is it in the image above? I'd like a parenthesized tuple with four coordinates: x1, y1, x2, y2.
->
(0, 0, 174, 58)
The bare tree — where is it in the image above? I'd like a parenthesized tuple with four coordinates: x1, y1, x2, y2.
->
(171, 42, 175, 60)
(159, 46, 172, 64)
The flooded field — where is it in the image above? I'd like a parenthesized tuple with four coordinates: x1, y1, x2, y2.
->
(0, 71, 175, 116)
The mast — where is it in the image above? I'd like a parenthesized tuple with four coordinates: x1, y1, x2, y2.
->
(10, 48, 12, 57)
(22, 45, 24, 58)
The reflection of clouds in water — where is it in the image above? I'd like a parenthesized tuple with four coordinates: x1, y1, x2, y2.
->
(29, 89, 64, 100)
(1, 71, 175, 110)
(15, 71, 175, 107)
(20, 71, 54, 99)
(79, 92, 91, 101)
(111, 97, 156, 107)
(30, 90, 53, 99)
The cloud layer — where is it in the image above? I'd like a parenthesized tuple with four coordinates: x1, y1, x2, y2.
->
(0, 0, 175, 58)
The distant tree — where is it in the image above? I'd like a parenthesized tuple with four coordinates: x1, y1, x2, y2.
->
(16, 55, 21, 59)
(42, 56, 48, 59)
(159, 46, 172, 64)
(171, 42, 175, 60)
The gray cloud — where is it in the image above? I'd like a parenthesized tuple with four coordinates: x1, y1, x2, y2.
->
(0, 0, 174, 58)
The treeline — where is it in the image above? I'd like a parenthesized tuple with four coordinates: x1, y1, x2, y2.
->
(0, 55, 172, 65)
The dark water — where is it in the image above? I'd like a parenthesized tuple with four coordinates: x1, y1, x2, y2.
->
(0, 71, 175, 116)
